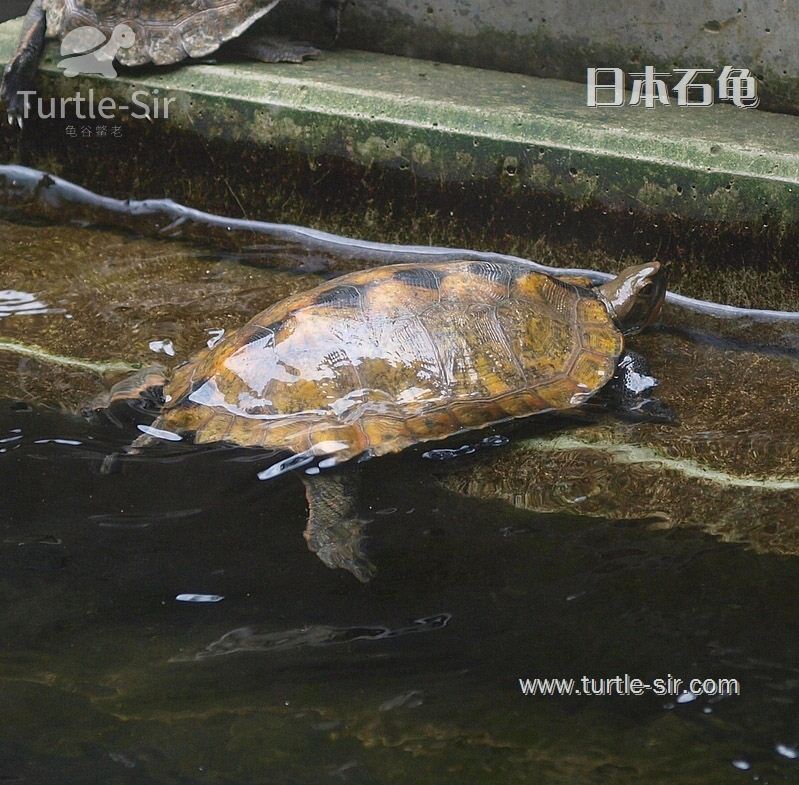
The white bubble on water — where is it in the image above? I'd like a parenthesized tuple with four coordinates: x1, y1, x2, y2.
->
(137, 424, 182, 442)
(206, 328, 225, 348)
(148, 339, 175, 357)
(176, 594, 224, 603)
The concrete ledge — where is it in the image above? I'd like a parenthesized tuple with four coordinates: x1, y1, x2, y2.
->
(2, 17, 799, 231)
(274, 0, 799, 114)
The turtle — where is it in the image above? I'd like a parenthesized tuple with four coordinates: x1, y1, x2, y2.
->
(1, 0, 349, 126)
(103, 259, 669, 582)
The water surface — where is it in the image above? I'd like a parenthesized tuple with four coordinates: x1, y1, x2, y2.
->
(2, 217, 799, 784)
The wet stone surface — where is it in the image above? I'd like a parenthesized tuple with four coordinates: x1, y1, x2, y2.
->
(1, 213, 799, 783)
(0, 219, 321, 408)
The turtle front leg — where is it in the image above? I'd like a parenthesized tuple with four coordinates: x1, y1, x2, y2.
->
(608, 351, 676, 424)
(231, 35, 321, 64)
(1, 0, 46, 128)
(302, 470, 375, 583)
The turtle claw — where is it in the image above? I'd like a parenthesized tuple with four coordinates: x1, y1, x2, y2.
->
(1, 0, 45, 132)
(2, 80, 30, 130)
(304, 516, 376, 583)
(4, 107, 25, 130)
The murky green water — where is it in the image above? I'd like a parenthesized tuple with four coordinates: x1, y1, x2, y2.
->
(2, 207, 799, 784)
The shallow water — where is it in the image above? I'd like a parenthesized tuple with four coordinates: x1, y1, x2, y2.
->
(2, 210, 799, 783)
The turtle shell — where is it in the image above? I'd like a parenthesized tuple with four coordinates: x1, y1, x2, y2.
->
(43, 0, 283, 66)
(153, 260, 624, 465)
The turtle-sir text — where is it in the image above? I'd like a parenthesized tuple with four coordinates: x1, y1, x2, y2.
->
(15, 88, 175, 121)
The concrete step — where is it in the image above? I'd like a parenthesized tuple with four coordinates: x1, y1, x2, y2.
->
(1, 16, 799, 232)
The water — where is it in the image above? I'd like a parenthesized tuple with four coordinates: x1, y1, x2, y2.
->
(2, 205, 799, 783)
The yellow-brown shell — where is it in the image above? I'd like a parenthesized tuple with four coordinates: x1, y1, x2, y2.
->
(156, 260, 624, 465)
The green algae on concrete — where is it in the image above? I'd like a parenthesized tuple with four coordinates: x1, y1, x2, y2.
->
(2, 18, 799, 235)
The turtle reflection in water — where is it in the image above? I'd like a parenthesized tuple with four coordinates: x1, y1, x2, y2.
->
(1, 0, 349, 125)
(103, 260, 670, 582)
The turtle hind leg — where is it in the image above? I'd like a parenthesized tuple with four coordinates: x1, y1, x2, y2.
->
(608, 351, 676, 424)
(94, 367, 168, 475)
(1, 0, 46, 127)
(231, 34, 321, 64)
(114, 369, 167, 413)
(95, 365, 167, 412)
(301, 470, 375, 583)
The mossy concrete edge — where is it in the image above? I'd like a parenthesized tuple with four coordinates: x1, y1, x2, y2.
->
(2, 17, 799, 230)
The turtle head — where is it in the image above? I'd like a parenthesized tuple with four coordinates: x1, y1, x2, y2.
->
(597, 262, 666, 335)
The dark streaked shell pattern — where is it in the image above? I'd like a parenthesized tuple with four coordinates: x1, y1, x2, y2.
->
(155, 260, 624, 465)
(44, 0, 282, 66)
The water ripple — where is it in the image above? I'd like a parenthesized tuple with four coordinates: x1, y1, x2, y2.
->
(173, 613, 452, 661)
(0, 290, 63, 318)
